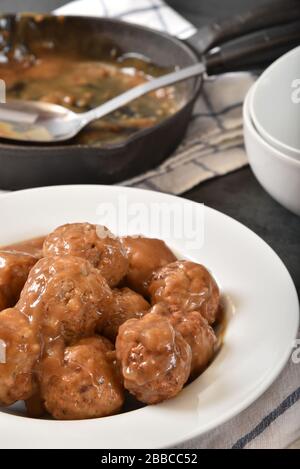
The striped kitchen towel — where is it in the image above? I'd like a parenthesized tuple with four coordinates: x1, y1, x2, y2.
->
(176, 328, 300, 449)
(56, 0, 197, 39)
(55, 0, 254, 196)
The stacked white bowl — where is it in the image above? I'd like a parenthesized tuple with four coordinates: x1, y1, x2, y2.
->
(243, 46, 300, 216)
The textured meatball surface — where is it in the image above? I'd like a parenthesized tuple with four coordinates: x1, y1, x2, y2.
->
(153, 305, 216, 378)
(18, 255, 113, 344)
(170, 311, 216, 377)
(43, 223, 128, 287)
(121, 236, 176, 296)
(0, 250, 37, 311)
(40, 336, 124, 420)
(102, 287, 150, 342)
(116, 312, 191, 404)
(149, 260, 220, 324)
(0, 308, 40, 406)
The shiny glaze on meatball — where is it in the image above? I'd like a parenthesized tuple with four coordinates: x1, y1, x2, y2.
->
(116, 312, 191, 404)
(40, 336, 124, 420)
(18, 255, 113, 345)
(43, 223, 128, 287)
(151, 304, 216, 378)
(121, 236, 176, 296)
(0, 307, 40, 406)
(149, 260, 219, 324)
(0, 250, 37, 311)
(102, 287, 150, 342)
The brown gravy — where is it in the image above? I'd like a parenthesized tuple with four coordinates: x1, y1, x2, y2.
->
(0, 15, 181, 145)
(3, 236, 45, 258)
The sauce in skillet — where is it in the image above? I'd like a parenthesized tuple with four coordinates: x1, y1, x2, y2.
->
(0, 16, 181, 145)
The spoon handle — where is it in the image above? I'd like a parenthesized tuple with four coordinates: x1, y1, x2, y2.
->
(81, 62, 205, 125)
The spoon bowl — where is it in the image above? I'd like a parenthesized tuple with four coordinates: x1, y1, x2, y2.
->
(0, 101, 81, 142)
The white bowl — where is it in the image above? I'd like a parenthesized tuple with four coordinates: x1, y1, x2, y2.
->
(250, 46, 300, 160)
(244, 85, 300, 216)
(0, 185, 298, 449)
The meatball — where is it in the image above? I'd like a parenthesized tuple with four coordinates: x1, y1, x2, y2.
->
(0, 308, 40, 406)
(102, 287, 150, 342)
(43, 223, 128, 287)
(116, 312, 191, 404)
(170, 311, 216, 378)
(149, 260, 220, 324)
(152, 305, 216, 378)
(0, 250, 37, 311)
(18, 255, 113, 345)
(121, 236, 176, 296)
(40, 336, 124, 420)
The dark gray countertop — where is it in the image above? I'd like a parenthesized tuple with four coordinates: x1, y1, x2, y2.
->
(1, 0, 299, 295)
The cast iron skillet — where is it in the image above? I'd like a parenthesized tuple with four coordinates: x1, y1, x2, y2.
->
(0, 0, 300, 190)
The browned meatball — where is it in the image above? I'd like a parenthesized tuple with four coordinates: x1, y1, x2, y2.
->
(149, 260, 220, 324)
(170, 311, 216, 378)
(121, 236, 176, 296)
(116, 312, 191, 404)
(40, 336, 124, 420)
(0, 308, 40, 406)
(18, 255, 113, 345)
(102, 287, 150, 342)
(0, 250, 37, 311)
(43, 223, 128, 287)
(152, 304, 216, 378)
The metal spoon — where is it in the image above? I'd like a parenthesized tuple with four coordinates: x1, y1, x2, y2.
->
(0, 62, 205, 143)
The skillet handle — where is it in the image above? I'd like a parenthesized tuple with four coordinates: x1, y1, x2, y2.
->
(184, 0, 300, 55)
(204, 21, 300, 75)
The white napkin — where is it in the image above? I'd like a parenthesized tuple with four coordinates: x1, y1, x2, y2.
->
(56, 0, 197, 38)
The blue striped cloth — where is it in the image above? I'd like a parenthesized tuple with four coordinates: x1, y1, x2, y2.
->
(176, 336, 300, 449)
